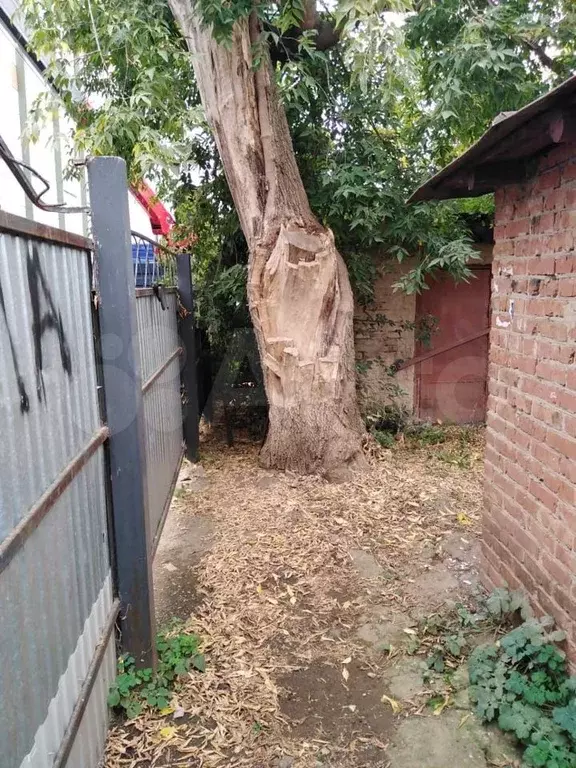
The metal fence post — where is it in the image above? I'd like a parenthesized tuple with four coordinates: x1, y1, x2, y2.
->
(88, 156, 156, 668)
(177, 253, 199, 462)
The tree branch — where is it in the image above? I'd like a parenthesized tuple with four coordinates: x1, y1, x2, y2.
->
(519, 36, 565, 76)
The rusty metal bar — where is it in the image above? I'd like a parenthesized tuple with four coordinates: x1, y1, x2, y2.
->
(0, 210, 92, 251)
(131, 229, 180, 257)
(0, 426, 109, 576)
(0, 132, 88, 214)
(395, 328, 490, 372)
(142, 347, 183, 395)
(135, 287, 176, 298)
(52, 598, 120, 768)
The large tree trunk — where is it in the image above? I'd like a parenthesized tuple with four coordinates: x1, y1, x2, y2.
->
(169, 3, 365, 473)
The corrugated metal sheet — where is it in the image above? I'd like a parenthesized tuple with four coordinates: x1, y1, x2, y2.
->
(65, 631, 116, 768)
(0, 234, 101, 535)
(0, 230, 112, 768)
(17, 573, 114, 768)
(135, 290, 183, 545)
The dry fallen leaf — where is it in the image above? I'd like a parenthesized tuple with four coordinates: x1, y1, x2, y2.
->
(104, 430, 484, 768)
(159, 726, 177, 740)
(342, 667, 350, 682)
(381, 695, 402, 714)
(433, 693, 451, 716)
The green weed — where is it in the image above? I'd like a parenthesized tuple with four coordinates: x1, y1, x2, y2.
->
(470, 616, 576, 768)
(107, 630, 205, 719)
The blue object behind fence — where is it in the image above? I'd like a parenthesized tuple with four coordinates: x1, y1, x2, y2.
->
(132, 242, 164, 288)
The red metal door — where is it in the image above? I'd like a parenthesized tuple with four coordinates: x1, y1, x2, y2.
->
(416, 267, 491, 424)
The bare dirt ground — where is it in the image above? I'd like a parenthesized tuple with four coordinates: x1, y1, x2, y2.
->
(105, 428, 519, 768)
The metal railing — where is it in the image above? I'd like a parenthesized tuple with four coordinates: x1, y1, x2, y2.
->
(131, 230, 176, 288)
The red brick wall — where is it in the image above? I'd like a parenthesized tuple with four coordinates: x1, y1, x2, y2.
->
(484, 143, 576, 657)
(354, 260, 417, 412)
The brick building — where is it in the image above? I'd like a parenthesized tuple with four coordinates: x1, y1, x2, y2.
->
(411, 75, 576, 656)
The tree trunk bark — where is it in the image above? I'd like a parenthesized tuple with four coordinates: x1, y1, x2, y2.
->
(169, 2, 365, 473)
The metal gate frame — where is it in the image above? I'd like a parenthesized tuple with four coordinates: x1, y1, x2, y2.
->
(88, 157, 199, 669)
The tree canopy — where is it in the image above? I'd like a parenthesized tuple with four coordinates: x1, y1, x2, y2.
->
(20, 0, 576, 350)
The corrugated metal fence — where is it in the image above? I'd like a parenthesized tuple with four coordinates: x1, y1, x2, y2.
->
(0, 214, 116, 768)
(0, 157, 199, 768)
(136, 287, 184, 552)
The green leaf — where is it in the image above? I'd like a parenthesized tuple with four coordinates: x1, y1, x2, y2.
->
(191, 654, 206, 673)
(107, 688, 121, 708)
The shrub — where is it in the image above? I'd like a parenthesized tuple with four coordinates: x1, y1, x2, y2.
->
(108, 630, 205, 719)
(469, 617, 576, 768)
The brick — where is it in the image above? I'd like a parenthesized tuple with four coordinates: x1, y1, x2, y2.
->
(514, 199, 531, 219)
(541, 190, 560, 211)
(505, 421, 532, 451)
(565, 186, 576, 206)
(542, 553, 572, 588)
(538, 319, 568, 342)
(535, 339, 562, 361)
(533, 441, 562, 473)
(541, 278, 560, 297)
(557, 478, 576, 506)
(516, 412, 547, 442)
(537, 168, 561, 190)
(527, 256, 556, 275)
(535, 360, 567, 385)
(536, 588, 571, 628)
(515, 487, 542, 519)
(559, 277, 576, 297)
(506, 461, 530, 489)
(558, 388, 576, 413)
(508, 218, 531, 238)
(531, 212, 555, 233)
(521, 376, 559, 403)
(509, 352, 537, 375)
(557, 502, 576, 534)
(532, 400, 563, 429)
(493, 468, 517, 500)
(556, 209, 576, 228)
(555, 255, 576, 274)
(547, 430, 576, 460)
(529, 478, 557, 510)
(558, 346, 576, 365)
(548, 231, 574, 254)
(494, 187, 507, 210)
(553, 584, 576, 618)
